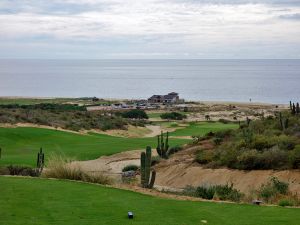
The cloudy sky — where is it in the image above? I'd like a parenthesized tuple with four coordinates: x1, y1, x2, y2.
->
(0, 0, 300, 59)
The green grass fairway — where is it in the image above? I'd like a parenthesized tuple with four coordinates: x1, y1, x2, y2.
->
(169, 122, 238, 136)
(1, 177, 299, 225)
(0, 127, 188, 167)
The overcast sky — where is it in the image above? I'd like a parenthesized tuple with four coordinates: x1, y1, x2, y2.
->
(0, 0, 300, 59)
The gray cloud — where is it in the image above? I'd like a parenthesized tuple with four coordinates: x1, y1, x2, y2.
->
(279, 13, 300, 20)
(0, 0, 299, 58)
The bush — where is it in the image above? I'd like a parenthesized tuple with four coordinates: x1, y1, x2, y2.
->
(213, 137, 222, 145)
(218, 118, 230, 124)
(289, 145, 300, 168)
(195, 149, 214, 164)
(121, 109, 148, 119)
(271, 177, 288, 195)
(7, 165, 40, 177)
(151, 155, 161, 166)
(168, 145, 183, 155)
(160, 112, 187, 120)
(122, 164, 139, 172)
(196, 186, 215, 200)
(258, 177, 289, 202)
(192, 184, 243, 202)
(42, 154, 112, 185)
(214, 184, 243, 202)
(278, 199, 294, 207)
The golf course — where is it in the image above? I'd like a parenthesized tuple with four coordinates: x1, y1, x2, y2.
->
(1, 176, 300, 225)
(0, 122, 237, 167)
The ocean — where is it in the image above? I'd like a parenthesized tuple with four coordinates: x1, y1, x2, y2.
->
(0, 59, 299, 104)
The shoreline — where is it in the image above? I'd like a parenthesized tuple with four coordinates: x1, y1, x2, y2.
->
(0, 96, 289, 106)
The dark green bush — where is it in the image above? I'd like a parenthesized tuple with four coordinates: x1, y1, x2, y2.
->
(160, 112, 187, 120)
(218, 118, 230, 124)
(196, 186, 216, 200)
(7, 165, 40, 177)
(278, 199, 294, 207)
(121, 109, 148, 119)
(168, 145, 183, 155)
(122, 164, 139, 172)
(193, 184, 242, 202)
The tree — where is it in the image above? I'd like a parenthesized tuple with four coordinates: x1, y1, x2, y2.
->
(121, 109, 148, 119)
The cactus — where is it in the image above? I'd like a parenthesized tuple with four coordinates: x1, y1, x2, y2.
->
(297, 103, 300, 114)
(0, 147, 1, 159)
(279, 112, 289, 130)
(156, 131, 170, 159)
(292, 103, 296, 115)
(246, 117, 251, 126)
(290, 101, 292, 111)
(36, 147, 45, 169)
(140, 146, 156, 188)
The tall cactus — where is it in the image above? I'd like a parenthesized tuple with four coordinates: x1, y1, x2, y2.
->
(279, 112, 289, 130)
(140, 146, 156, 189)
(156, 131, 170, 159)
(36, 147, 45, 169)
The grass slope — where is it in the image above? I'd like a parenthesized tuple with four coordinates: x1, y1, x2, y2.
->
(1, 177, 299, 225)
(0, 127, 188, 167)
(169, 122, 238, 136)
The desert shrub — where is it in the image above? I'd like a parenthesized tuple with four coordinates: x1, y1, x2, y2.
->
(160, 112, 187, 120)
(215, 129, 232, 139)
(193, 184, 242, 202)
(122, 164, 139, 172)
(7, 165, 40, 177)
(214, 184, 243, 202)
(276, 135, 297, 151)
(168, 145, 183, 155)
(195, 186, 216, 200)
(42, 154, 112, 185)
(289, 145, 300, 169)
(213, 137, 222, 145)
(121, 109, 148, 119)
(218, 118, 230, 124)
(217, 146, 239, 169)
(195, 149, 214, 164)
(151, 155, 161, 166)
(236, 150, 262, 170)
(258, 177, 289, 202)
(260, 147, 289, 169)
(271, 177, 289, 195)
(278, 199, 294, 207)
(251, 135, 273, 151)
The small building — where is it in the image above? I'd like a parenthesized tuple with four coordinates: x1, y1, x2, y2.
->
(148, 92, 180, 104)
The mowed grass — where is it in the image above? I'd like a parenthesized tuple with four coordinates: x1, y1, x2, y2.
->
(169, 122, 239, 137)
(1, 177, 299, 225)
(0, 127, 188, 167)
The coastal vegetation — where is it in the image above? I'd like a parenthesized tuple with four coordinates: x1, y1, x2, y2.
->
(195, 110, 300, 170)
(0, 103, 141, 131)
